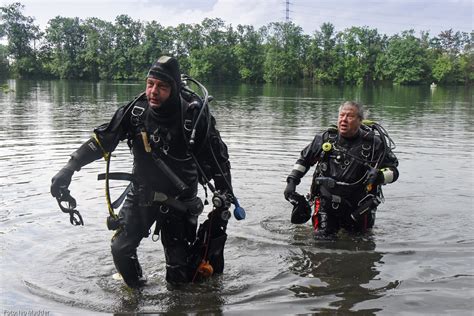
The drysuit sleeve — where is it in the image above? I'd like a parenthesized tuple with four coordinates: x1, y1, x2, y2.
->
(67, 102, 131, 171)
(287, 134, 323, 185)
(378, 144, 399, 184)
(195, 114, 232, 194)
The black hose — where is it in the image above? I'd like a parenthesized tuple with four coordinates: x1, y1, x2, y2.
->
(181, 75, 234, 196)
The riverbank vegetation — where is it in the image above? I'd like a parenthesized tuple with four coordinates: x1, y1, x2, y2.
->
(1, 2, 472, 85)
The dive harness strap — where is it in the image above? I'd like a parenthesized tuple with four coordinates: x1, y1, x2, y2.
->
(129, 96, 191, 196)
(97, 172, 133, 209)
(94, 94, 198, 228)
(314, 176, 382, 218)
(314, 177, 344, 207)
(97, 172, 195, 215)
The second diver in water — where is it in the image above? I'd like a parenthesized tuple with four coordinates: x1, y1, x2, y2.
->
(284, 101, 399, 238)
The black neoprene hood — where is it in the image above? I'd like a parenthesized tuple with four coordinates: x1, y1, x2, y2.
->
(147, 56, 181, 87)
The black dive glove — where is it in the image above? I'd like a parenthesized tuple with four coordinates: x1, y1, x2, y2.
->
(50, 160, 78, 198)
(51, 168, 74, 198)
(51, 137, 104, 198)
(284, 178, 297, 201)
(366, 168, 384, 186)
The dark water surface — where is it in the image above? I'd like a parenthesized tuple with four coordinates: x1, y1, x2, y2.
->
(1, 80, 473, 315)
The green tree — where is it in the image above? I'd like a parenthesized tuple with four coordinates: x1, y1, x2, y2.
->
(112, 15, 143, 80)
(432, 54, 454, 83)
(0, 44, 9, 78)
(437, 29, 465, 55)
(1, 4, 471, 85)
(189, 18, 239, 82)
(429, 30, 473, 84)
(173, 23, 203, 74)
(459, 32, 474, 84)
(43, 16, 85, 78)
(458, 51, 474, 84)
(141, 21, 174, 71)
(340, 27, 362, 84)
(82, 18, 115, 80)
(234, 24, 265, 82)
(0, 2, 42, 77)
(305, 30, 322, 81)
(263, 22, 305, 83)
(310, 22, 344, 84)
(378, 30, 429, 84)
(340, 26, 387, 85)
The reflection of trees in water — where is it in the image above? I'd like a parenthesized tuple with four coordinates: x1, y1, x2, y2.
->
(288, 235, 399, 315)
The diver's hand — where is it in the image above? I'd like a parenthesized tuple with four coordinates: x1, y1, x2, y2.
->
(50, 167, 74, 198)
(366, 168, 383, 186)
(284, 179, 297, 201)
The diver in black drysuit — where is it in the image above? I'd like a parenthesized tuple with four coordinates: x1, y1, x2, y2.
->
(284, 101, 399, 237)
(51, 56, 232, 288)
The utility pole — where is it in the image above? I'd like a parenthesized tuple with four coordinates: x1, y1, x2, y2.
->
(285, 0, 291, 22)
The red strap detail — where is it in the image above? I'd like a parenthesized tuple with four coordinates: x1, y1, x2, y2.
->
(312, 198, 320, 231)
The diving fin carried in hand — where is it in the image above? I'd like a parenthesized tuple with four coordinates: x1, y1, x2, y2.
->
(289, 193, 311, 224)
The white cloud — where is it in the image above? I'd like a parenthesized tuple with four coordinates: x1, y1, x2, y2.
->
(209, 0, 280, 26)
(2, 0, 471, 35)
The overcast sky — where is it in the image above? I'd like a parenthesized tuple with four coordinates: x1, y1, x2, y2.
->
(2, 0, 472, 36)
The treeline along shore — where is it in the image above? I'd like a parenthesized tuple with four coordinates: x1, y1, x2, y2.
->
(1, 2, 472, 85)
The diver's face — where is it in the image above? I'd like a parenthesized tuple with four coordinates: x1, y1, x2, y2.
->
(146, 77, 171, 109)
(338, 105, 361, 138)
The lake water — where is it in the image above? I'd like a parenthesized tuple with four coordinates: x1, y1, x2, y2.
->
(1, 80, 473, 315)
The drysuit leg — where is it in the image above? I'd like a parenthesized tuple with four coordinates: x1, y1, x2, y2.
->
(313, 203, 338, 238)
(349, 208, 376, 232)
(160, 215, 197, 283)
(111, 230, 145, 288)
(110, 198, 156, 288)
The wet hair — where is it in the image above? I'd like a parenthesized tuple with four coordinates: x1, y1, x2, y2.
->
(339, 101, 365, 120)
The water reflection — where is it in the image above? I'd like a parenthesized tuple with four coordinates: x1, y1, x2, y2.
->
(288, 234, 399, 314)
(1, 79, 472, 314)
(112, 279, 227, 314)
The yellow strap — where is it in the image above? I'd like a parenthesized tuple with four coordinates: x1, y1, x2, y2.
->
(362, 119, 376, 126)
(141, 130, 152, 153)
(92, 133, 110, 160)
(104, 154, 115, 217)
(92, 133, 115, 217)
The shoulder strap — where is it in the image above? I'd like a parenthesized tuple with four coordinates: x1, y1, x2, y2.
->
(125, 92, 151, 152)
(180, 95, 194, 137)
(129, 92, 148, 127)
(323, 124, 338, 143)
